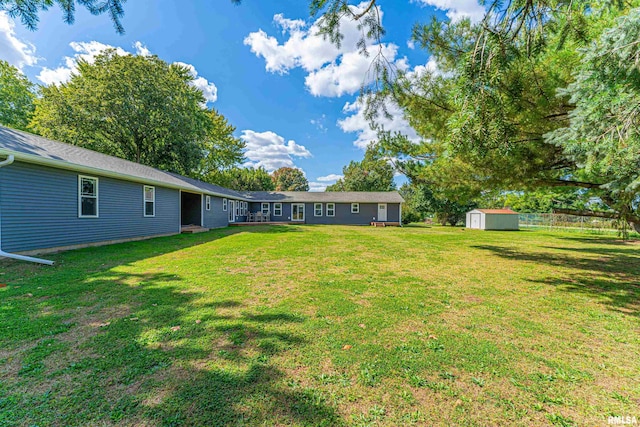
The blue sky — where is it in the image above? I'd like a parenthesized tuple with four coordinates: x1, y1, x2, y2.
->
(0, 0, 484, 190)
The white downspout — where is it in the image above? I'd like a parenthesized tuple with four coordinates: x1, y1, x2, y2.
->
(0, 155, 55, 265)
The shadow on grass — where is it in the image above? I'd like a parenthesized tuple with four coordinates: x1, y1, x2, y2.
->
(0, 232, 342, 426)
(471, 244, 640, 317)
(0, 225, 303, 284)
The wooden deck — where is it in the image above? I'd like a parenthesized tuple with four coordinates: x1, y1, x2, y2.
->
(181, 225, 210, 234)
(370, 221, 401, 227)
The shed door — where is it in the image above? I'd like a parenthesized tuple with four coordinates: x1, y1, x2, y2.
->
(378, 204, 387, 221)
(470, 213, 481, 229)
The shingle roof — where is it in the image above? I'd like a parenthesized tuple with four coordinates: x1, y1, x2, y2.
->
(241, 191, 404, 203)
(0, 126, 404, 204)
(0, 126, 245, 199)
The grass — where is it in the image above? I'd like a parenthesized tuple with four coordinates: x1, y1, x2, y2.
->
(0, 224, 639, 426)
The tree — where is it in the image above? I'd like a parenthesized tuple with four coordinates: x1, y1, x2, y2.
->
(208, 167, 275, 191)
(196, 109, 245, 179)
(314, 0, 640, 232)
(1, 0, 127, 33)
(271, 167, 309, 191)
(547, 8, 640, 232)
(30, 50, 242, 176)
(0, 60, 35, 131)
(326, 147, 395, 192)
(398, 183, 424, 224)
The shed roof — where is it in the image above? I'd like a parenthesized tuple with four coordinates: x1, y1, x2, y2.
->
(0, 126, 403, 204)
(474, 209, 519, 214)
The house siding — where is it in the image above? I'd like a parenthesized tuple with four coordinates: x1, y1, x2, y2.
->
(246, 202, 400, 224)
(0, 161, 180, 253)
(203, 195, 230, 229)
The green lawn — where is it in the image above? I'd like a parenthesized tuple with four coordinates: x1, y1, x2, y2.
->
(1, 225, 638, 426)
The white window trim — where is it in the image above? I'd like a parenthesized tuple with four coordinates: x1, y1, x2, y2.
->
(261, 202, 270, 215)
(326, 203, 335, 217)
(273, 203, 282, 216)
(314, 203, 323, 217)
(78, 175, 99, 218)
(143, 185, 156, 217)
(351, 203, 359, 214)
(205, 195, 211, 211)
(223, 198, 227, 211)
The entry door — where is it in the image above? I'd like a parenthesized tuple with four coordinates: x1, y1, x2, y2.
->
(378, 203, 387, 221)
(470, 213, 480, 228)
(228, 200, 236, 223)
(292, 203, 305, 221)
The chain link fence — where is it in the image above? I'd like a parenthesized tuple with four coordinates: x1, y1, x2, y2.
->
(518, 213, 620, 233)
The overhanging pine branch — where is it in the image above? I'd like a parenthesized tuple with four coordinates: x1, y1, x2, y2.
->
(541, 179, 603, 189)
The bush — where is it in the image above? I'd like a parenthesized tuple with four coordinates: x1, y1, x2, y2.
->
(402, 209, 423, 225)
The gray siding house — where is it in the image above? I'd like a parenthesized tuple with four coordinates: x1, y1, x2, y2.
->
(0, 127, 403, 261)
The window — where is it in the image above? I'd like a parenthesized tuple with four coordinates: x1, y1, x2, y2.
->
(351, 203, 359, 214)
(223, 198, 227, 211)
(326, 203, 335, 217)
(261, 203, 270, 215)
(205, 195, 211, 211)
(235, 201, 240, 217)
(273, 203, 282, 216)
(78, 176, 98, 218)
(244, 202, 248, 216)
(314, 203, 323, 217)
(143, 186, 155, 217)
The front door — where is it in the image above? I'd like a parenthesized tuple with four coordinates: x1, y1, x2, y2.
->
(292, 203, 305, 221)
(378, 203, 387, 221)
(228, 200, 236, 223)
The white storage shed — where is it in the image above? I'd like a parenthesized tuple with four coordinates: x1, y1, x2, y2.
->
(466, 209, 519, 230)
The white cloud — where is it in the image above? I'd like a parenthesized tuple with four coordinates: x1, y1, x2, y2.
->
(338, 98, 420, 149)
(244, 3, 405, 97)
(273, 13, 306, 33)
(37, 41, 127, 85)
(304, 44, 401, 97)
(317, 174, 343, 182)
(0, 12, 38, 69)
(134, 41, 151, 56)
(309, 173, 343, 191)
(241, 130, 312, 171)
(415, 0, 485, 23)
(407, 39, 416, 50)
(174, 61, 218, 103)
(36, 41, 218, 103)
(406, 58, 439, 81)
(308, 182, 329, 192)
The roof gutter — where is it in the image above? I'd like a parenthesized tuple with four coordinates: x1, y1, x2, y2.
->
(0, 155, 55, 266)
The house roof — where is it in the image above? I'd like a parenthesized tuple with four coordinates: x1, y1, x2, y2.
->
(0, 126, 246, 199)
(0, 126, 404, 204)
(239, 191, 405, 203)
(474, 209, 519, 214)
